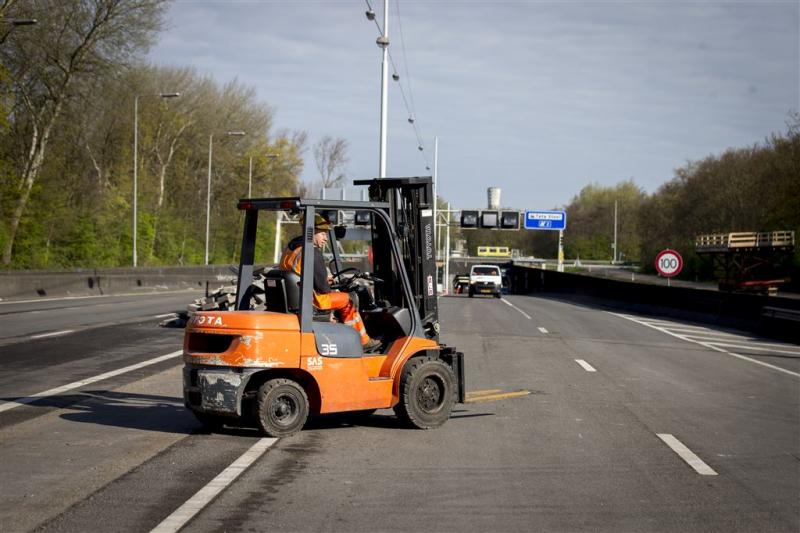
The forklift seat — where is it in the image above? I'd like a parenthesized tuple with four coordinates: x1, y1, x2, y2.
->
(263, 269, 332, 322)
(263, 269, 300, 313)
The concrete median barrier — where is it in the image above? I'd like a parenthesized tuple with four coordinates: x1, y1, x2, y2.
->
(0, 266, 237, 301)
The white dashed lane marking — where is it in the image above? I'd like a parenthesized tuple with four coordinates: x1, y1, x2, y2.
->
(500, 298, 532, 320)
(657, 433, 718, 476)
(538, 327, 549, 334)
(575, 359, 597, 372)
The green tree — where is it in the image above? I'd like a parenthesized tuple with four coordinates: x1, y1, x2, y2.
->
(0, 0, 169, 266)
(562, 180, 647, 262)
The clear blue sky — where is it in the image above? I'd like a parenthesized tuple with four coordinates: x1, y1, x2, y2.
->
(149, 0, 799, 210)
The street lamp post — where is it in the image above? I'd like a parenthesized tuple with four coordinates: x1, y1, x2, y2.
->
(133, 92, 180, 267)
(206, 131, 246, 266)
(247, 156, 253, 198)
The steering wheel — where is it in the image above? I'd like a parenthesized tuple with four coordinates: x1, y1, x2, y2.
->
(329, 267, 361, 291)
(331, 266, 361, 283)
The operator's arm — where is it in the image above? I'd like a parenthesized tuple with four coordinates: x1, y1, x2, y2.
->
(313, 248, 331, 294)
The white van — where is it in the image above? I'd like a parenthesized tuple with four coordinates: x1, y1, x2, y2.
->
(468, 265, 502, 298)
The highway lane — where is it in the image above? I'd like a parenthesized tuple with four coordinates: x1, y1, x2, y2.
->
(0, 291, 205, 425)
(0, 294, 797, 532)
(0, 290, 203, 342)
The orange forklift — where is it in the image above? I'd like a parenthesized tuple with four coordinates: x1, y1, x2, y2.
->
(182, 177, 465, 437)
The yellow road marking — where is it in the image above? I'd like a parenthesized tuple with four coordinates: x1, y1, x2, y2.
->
(465, 389, 503, 398)
(465, 390, 531, 403)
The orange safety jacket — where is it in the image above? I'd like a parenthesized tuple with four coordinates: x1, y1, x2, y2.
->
(279, 238, 371, 344)
(279, 243, 344, 309)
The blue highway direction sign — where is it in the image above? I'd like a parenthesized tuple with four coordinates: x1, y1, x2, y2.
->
(524, 210, 567, 230)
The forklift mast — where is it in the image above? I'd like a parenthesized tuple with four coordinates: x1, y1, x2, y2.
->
(354, 177, 439, 338)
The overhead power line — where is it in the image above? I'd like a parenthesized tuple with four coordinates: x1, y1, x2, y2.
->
(364, 0, 431, 171)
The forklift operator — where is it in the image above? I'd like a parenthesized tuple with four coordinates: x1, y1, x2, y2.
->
(279, 213, 381, 353)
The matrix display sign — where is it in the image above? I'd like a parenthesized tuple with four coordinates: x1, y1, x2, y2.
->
(481, 211, 499, 228)
(460, 210, 479, 228)
(500, 211, 520, 229)
(459, 210, 521, 230)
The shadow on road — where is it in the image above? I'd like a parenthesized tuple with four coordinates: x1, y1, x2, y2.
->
(55, 389, 198, 434)
(305, 408, 495, 432)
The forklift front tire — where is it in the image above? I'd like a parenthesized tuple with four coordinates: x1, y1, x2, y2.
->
(394, 357, 456, 429)
(256, 378, 309, 438)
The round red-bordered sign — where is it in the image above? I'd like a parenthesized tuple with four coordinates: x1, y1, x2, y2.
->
(655, 249, 683, 277)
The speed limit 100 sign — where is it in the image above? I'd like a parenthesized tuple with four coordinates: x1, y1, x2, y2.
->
(655, 249, 683, 277)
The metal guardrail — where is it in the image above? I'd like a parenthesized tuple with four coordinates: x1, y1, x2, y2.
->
(695, 231, 795, 252)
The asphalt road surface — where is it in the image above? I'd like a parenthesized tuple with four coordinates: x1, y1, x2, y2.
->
(0, 292, 797, 532)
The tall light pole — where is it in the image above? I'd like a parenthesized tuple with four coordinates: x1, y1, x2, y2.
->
(377, 0, 389, 178)
(432, 136, 438, 229)
(133, 92, 180, 267)
(612, 200, 618, 264)
(444, 202, 451, 295)
(206, 131, 246, 265)
(248, 156, 253, 198)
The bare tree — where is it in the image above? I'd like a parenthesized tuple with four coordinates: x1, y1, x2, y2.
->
(313, 135, 349, 189)
(0, 0, 168, 266)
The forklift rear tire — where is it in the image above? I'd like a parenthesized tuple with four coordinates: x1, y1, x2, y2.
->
(256, 378, 309, 437)
(394, 357, 456, 429)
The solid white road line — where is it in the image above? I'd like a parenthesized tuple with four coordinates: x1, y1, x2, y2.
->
(0, 288, 199, 306)
(682, 335, 796, 348)
(663, 327, 741, 337)
(575, 359, 597, 372)
(699, 342, 800, 356)
(500, 298, 532, 320)
(150, 437, 278, 533)
(538, 327, 549, 334)
(611, 313, 800, 379)
(641, 320, 710, 329)
(29, 329, 74, 339)
(680, 333, 753, 342)
(0, 350, 182, 414)
(656, 433, 718, 476)
(154, 313, 178, 319)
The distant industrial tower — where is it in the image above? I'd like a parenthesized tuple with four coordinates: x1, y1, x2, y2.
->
(487, 187, 501, 210)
